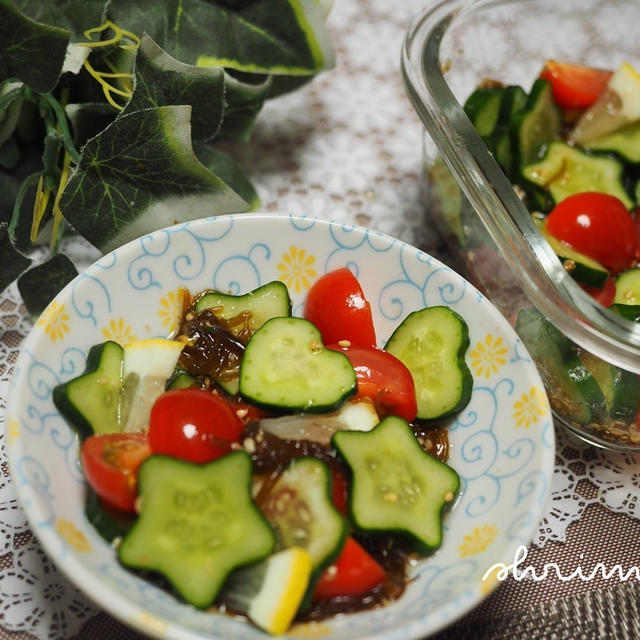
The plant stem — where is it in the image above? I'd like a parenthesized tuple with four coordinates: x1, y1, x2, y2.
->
(38, 94, 81, 164)
(9, 172, 42, 242)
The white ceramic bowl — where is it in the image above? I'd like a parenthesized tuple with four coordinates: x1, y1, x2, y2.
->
(7, 213, 554, 639)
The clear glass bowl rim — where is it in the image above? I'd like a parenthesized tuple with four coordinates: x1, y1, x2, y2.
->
(401, 0, 640, 374)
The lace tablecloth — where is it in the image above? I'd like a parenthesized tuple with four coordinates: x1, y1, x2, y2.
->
(2, 1, 640, 638)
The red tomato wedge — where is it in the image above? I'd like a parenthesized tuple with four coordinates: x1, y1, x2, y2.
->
(148, 388, 244, 463)
(328, 344, 417, 422)
(304, 268, 377, 347)
(81, 433, 151, 513)
(633, 207, 640, 262)
(313, 536, 386, 601)
(217, 391, 270, 424)
(546, 192, 636, 273)
(539, 60, 612, 110)
(581, 276, 616, 307)
(330, 466, 349, 516)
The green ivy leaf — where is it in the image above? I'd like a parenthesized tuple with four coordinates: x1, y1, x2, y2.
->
(218, 72, 272, 142)
(0, 81, 24, 147)
(0, 135, 19, 170)
(0, 0, 70, 93)
(123, 36, 225, 142)
(14, 0, 107, 42)
(0, 222, 31, 292)
(59, 105, 249, 253)
(65, 102, 117, 148)
(107, 0, 334, 75)
(17, 253, 78, 319)
(193, 143, 259, 210)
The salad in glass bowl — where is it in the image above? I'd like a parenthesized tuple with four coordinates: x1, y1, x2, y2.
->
(402, 0, 640, 451)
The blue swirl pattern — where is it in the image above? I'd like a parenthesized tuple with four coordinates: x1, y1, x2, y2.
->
(6, 214, 554, 640)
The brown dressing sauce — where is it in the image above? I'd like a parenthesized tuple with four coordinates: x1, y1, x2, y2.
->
(239, 420, 450, 621)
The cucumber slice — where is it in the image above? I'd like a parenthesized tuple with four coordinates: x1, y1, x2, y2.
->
(192, 281, 292, 393)
(259, 457, 347, 584)
(463, 86, 504, 138)
(384, 306, 472, 421)
(585, 120, 640, 164)
(194, 281, 292, 336)
(511, 78, 561, 168)
(332, 415, 459, 553)
(610, 303, 640, 322)
(118, 452, 275, 609)
(613, 268, 640, 305)
(535, 218, 609, 288)
(239, 317, 356, 413)
(464, 85, 528, 179)
(52, 341, 124, 439)
(522, 141, 633, 208)
(579, 350, 640, 423)
(166, 370, 203, 390)
(492, 85, 527, 179)
(85, 488, 135, 543)
(515, 307, 605, 425)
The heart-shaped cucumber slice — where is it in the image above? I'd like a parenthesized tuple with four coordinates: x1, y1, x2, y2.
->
(239, 317, 356, 413)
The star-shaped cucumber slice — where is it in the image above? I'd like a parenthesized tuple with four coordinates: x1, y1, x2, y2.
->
(332, 415, 459, 553)
(117, 451, 275, 608)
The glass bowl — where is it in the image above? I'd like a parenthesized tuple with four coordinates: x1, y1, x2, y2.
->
(401, 0, 640, 451)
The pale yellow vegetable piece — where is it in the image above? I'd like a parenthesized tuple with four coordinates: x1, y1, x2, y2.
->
(121, 338, 184, 432)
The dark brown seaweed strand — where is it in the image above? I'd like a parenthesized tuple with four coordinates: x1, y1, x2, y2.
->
(176, 308, 246, 377)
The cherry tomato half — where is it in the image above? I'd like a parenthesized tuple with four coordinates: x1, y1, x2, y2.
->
(328, 344, 417, 422)
(539, 60, 612, 111)
(580, 276, 616, 307)
(81, 432, 151, 513)
(633, 207, 640, 262)
(313, 536, 386, 601)
(216, 391, 270, 425)
(546, 192, 636, 274)
(330, 466, 349, 516)
(148, 389, 244, 463)
(304, 268, 377, 347)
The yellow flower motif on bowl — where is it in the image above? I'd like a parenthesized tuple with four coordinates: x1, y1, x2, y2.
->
(289, 621, 332, 638)
(458, 524, 498, 558)
(6, 420, 19, 445)
(514, 386, 548, 428)
(102, 317, 136, 345)
(55, 519, 91, 552)
(133, 611, 167, 634)
(469, 333, 508, 379)
(277, 246, 317, 294)
(158, 287, 187, 335)
(37, 301, 70, 342)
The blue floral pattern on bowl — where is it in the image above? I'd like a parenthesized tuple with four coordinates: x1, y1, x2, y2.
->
(7, 213, 554, 639)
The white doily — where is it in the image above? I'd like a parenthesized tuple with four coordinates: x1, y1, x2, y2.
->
(2, 0, 640, 637)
